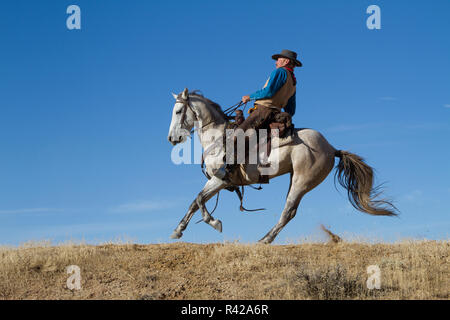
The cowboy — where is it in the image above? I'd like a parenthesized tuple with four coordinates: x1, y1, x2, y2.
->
(215, 49, 302, 182)
(240, 49, 301, 130)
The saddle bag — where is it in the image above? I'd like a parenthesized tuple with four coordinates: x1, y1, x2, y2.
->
(269, 112, 293, 138)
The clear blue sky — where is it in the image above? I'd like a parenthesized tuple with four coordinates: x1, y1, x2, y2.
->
(0, 0, 449, 245)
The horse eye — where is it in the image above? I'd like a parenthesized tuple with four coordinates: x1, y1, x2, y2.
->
(176, 110, 182, 114)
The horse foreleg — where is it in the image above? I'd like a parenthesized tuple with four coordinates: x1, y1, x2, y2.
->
(196, 176, 227, 232)
(170, 176, 227, 239)
(170, 199, 199, 239)
(258, 175, 306, 244)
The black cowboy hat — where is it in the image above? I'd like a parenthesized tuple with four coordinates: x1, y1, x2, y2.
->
(272, 49, 302, 67)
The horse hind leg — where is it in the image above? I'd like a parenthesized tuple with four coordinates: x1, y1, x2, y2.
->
(258, 174, 307, 244)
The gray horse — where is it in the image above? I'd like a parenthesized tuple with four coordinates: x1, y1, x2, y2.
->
(167, 88, 397, 244)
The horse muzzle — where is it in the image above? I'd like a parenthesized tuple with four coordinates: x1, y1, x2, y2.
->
(168, 135, 182, 145)
(168, 133, 189, 145)
(168, 127, 190, 145)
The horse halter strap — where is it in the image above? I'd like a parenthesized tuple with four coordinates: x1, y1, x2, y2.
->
(176, 95, 215, 132)
(176, 96, 195, 129)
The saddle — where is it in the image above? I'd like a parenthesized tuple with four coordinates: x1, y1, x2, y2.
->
(231, 110, 293, 139)
(268, 112, 293, 139)
(230, 110, 294, 167)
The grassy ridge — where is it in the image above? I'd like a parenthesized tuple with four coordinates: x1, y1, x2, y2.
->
(0, 241, 448, 299)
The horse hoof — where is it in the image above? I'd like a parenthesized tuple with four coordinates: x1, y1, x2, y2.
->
(258, 237, 272, 244)
(210, 219, 222, 233)
(170, 231, 183, 239)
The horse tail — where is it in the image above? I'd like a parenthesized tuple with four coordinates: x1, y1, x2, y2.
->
(334, 150, 398, 216)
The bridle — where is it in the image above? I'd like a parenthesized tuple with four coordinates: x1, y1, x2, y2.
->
(176, 94, 216, 135)
(176, 96, 195, 131)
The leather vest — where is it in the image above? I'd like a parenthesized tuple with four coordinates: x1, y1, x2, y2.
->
(255, 69, 296, 109)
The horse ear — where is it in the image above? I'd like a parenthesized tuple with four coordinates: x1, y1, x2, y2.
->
(182, 88, 188, 99)
(171, 92, 178, 100)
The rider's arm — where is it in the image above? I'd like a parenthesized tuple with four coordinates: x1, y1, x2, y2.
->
(284, 93, 296, 116)
(249, 68, 287, 100)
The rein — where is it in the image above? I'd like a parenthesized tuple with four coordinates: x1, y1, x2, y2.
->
(223, 101, 248, 117)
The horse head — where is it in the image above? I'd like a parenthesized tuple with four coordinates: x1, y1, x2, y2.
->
(167, 88, 197, 145)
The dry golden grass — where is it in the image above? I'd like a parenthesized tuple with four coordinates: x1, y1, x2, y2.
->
(0, 240, 448, 300)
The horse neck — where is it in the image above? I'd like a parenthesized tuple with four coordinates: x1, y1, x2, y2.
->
(191, 99, 227, 149)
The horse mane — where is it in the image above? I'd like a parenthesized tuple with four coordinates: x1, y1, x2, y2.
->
(188, 90, 228, 120)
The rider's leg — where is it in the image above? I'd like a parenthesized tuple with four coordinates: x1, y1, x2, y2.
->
(214, 106, 273, 180)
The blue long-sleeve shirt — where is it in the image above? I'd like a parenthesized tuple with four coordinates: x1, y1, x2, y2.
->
(249, 68, 297, 116)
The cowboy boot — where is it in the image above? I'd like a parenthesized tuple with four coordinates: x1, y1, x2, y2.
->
(214, 163, 237, 181)
(214, 164, 228, 180)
